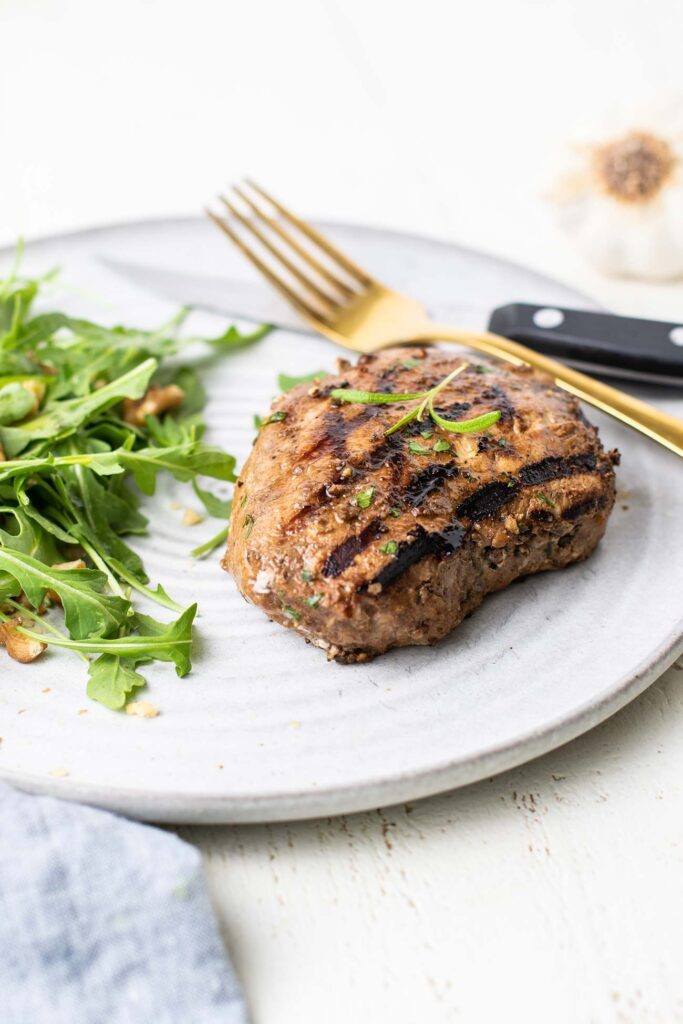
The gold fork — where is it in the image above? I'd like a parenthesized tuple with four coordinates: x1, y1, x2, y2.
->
(208, 181, 683, 459)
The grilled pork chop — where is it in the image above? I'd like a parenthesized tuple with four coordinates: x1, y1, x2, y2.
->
(225, 348, 618, 662)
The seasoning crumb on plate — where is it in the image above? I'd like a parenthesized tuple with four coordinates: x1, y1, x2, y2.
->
(125, 701, 160, 719)
(48, 767, 69, 778)
(182, 508, 205, 526)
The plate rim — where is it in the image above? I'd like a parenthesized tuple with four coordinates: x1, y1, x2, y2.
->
(2, 622, 681, 823)
(0, 216, 680, 824)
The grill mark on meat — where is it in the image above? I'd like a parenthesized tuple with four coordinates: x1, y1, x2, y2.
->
(362, 521, 466, 591)
(404, 462, 460, 507)
(563, 494, 607, 521)
(518, 452, 597, 486)
(479, 385, 516, 423)
(458, 480, 519, 521)
(361, 431, 405, 471)
(322, 519, 386, 578)
(300, 405, 384, 461)
(458, 451, 600, 522)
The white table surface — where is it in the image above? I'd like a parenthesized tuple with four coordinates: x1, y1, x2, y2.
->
(2, 1, 682, 1020)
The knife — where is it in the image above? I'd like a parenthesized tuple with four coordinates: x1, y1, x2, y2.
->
(100, 256, 683, 386)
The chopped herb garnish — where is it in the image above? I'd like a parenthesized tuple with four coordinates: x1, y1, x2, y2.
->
(402, 359, 421, 369)
(433, 439, 451, 453)
(278, 370, 329, 392)
(408, 440, 432, 455)
(239, 491, 248, 509)
(261, 410, 287, 426)
(497, 437, 509, 449)
(537, 492, 556, 507)
(244, 513, 255, 537)
(301, 570, 313, 582)
(378, 540, 398, 555)
(472, 364, 490, 374)
(420, 428, 434, 439)
(501, 472, 516, 488)
(354, 486, 375, 509)
(330, 363, 500, 438)
(253, 413, 263, 429)
(283, 605, 301, 621)
(389, 505, 403, 518)
(306, 593, 323, 608)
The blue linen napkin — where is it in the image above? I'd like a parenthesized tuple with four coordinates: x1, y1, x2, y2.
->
(0, 783, 247, 1024)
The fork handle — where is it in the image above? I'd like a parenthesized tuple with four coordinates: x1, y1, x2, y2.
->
(418, 325, 683, 459)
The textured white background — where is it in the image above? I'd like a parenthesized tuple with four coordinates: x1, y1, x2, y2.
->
(2, 1, 683, 1021)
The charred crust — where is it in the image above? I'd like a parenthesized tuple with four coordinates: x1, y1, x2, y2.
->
(360, 521, 466, 591)
(458, 480, 519, 521)
(518, 452, 597, 486)
(322, 519, 387, 577)
(458, 451, 601, 522)
(563, 494, 608, 521)
(403, 462, 461, 508)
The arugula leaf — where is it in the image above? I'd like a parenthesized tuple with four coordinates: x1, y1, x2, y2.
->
(86, 656, 147, 710)
(118, 443, 237, 495)
(191, 523, 228, 560)
(106, 556, 183, 612)
(0, 254, 268, 707)
(0, 382, 37, 425)
(193, 479, 232, 519)
(18, 603, 197, 678)
(0, 505, 60, 564)
(0, 547, 130, 639)
(208, 323, 271, 350)
(278, 369, 329, 392)
(0, 358, 157, 456)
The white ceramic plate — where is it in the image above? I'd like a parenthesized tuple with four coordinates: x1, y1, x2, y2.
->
(0, 218, 681, 823)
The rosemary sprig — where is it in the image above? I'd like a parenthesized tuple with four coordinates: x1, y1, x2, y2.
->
(331, 363, 500, 437)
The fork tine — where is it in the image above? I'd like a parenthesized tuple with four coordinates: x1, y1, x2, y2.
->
(244, 180, 373, 287)
(233, 184, 357, 299)
(206, 209, 331, 324)
(220, 194, 342, 312)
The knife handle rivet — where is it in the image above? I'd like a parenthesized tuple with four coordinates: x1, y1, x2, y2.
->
(533, 308, 564, 329)
(669, 326, 683, 347)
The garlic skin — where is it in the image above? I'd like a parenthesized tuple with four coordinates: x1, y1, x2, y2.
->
(552, 105, 683, 281)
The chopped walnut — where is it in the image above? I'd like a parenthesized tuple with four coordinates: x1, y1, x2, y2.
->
(16, 592, 48, 614)
(122, 384, 184, 427)
(20, 379, 46, 414)
(0, 617, 46, 663)
(47, 560, 86, 605)
(52, 559, 87, 572)
(491, 528, 509, 549)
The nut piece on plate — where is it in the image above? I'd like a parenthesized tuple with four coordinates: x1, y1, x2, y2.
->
(122, 384, 184, 427)
(0, 617, 46, 663)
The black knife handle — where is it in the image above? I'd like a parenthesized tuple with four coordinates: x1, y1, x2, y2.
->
(488, 303, 683, 382)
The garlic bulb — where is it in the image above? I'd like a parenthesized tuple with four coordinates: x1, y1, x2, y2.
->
(552, 104, 683, 281)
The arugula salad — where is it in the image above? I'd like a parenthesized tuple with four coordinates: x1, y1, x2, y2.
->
(0, 250, 268, 710)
